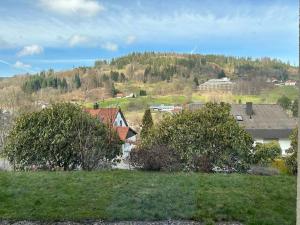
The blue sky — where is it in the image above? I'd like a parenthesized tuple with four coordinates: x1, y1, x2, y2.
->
(0, 0, 298, 77)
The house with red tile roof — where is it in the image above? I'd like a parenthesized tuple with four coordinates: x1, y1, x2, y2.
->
(85, 108, 137, 158)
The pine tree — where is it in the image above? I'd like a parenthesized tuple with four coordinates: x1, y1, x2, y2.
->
(193, 77, 199, 86)
(110, 82, 117, 97)
(61, 78, 68, 91)
(217, 70, 226, 79)
(140, 109, 153, 139)
(74, 74, 81, 89)
(93, 102, 99, 109)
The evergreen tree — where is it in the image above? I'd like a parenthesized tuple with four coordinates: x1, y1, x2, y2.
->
(140, 109, 153, 139)
(140, 89, 147, 96)
(193, 77, 199, 86)
(93, 102, 99, 109)
(74, 74, 81, 89)
(217, 70, 226, 79)
(110, 71, 119, 82)
(120, 73, 126, 82)
(41, 79, 47, 88)
(110, 82, 117, 97)
(61, 78, 68, 91)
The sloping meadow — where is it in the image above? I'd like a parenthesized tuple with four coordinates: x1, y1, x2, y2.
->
(0, 171, 296, 225)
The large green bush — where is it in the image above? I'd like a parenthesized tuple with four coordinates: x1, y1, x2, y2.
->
(142, 102, 253, 172)
(2, 103, 122, 171)
(285, 128, 297, 175)
(277, 95, 291, 110)
(252, 141, 281, 166)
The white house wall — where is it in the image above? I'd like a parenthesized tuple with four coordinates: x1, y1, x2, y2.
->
(254, 138, 291, 156)
(122, 135, 137, 158)
(114, 112, 127, 127)
(278, 139, 291, 155)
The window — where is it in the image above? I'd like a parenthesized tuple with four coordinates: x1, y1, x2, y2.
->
(236, 115, 243, 121)
(120, 120, 123, 126)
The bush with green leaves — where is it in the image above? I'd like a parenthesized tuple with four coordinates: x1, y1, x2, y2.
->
(252, 141, 281, 166)
(277, 95, 291, 110)
(285, 128, 297, 175)
(139, 89, 147, 96)
(291, 99, 298, 117)
(142, 102, 253, 172)
(130, 144, 182, 171)
(271, 158, 289, 174)
(2, 103, 122, 171)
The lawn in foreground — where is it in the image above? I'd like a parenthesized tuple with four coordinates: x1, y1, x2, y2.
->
(0, 171, 296, 225)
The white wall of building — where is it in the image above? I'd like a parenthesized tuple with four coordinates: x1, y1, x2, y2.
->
(278, 139, 291, 155)
(0, 158, 11, 171)
(122, 135, 137, 158)
(114, 112, 127, 127)
(253, 138, 291, 156)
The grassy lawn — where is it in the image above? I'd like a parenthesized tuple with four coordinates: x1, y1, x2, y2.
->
(0, 171, 296, 225)
(84, 86, 298, 112)
(260, 86, 298, 102)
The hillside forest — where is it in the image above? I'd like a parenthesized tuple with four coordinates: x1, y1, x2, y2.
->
(0, 52, 298, 119)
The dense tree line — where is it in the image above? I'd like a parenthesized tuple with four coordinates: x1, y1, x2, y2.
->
(110, 71, 126, 82)
(22, 73, 68, 93)
(93, 52, 296, 85)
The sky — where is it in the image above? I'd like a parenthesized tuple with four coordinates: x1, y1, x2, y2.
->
(0, 0, 298, 77)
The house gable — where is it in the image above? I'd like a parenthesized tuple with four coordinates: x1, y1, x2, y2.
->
(85, 108, 129, 127)
(113, 111, 128, 127)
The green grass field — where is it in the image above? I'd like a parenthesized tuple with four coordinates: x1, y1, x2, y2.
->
(82, 86, 298, 125)
(85, 86, 298, 111)
(0, 171, 296, 225)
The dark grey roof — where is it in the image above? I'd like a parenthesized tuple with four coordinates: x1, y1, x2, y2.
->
(245, 129, 294, 139)
(188, 103, 297, 139)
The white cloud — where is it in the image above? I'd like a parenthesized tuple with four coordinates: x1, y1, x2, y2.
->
(39, 0, 104, 17)
(68, 34, 88, 46)
(14, 61, 31, 69)
(0, 2, 296, 64)
(126, 35, 136, 44)
(29, 58, 98, 63)
(101, 42, 118, 51)
(17, 45, 43, 57)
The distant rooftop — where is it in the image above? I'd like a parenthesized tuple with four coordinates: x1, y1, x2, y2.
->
(188, 103, 297, 139)
(202, 77, 233, 84)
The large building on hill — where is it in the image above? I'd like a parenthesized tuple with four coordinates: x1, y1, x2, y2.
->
(198, 77, 235, 92)
(188, 102, 297, 155)
(85, 108, 137, 158)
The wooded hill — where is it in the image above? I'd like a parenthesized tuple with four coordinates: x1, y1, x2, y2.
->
(103, 52, 297, 82)
(0, 52, 298, 111)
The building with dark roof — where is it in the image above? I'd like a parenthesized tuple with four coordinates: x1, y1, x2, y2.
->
(188, 102, 297, 155)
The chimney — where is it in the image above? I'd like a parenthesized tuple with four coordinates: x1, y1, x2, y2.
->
(246, 102, 253, 118)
